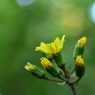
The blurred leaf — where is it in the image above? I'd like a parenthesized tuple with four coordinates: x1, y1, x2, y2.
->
(57, 82, 66, 86)
(72, 82, 78, 87)
(71, 73, 76, 77)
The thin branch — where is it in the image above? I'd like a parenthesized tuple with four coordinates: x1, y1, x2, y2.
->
(59, 68, 65, 76)
(68, 66, 75, 77)
(70, 86, 77, 95)
(71, 77, 81, 85)
(66, 82, 77, 95)
(61, 66, 68, 78)
(58, 75, 67, 81)
(43, 76, 64, 82)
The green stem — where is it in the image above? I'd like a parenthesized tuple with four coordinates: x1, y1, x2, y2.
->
(59, 68, 65, 76)
(69, 66, 75, 77)
(58, 75, 67, 81)
(61, 65, 68, 78)
(71, 77, 81, 85)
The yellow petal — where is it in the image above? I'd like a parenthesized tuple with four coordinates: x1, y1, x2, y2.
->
(35, 42, 51, 54)
(61, 35, 66, 42)
(40, 57, 52, 68)
(75, 56, 84, 66)
(77, 37, 87, 46)
(50, 42, 57, 54)
(60, 35, 65, 49)
(35, 35, 66, 55)
(54, 37, 61, 53)
(25, 62, 35, 71)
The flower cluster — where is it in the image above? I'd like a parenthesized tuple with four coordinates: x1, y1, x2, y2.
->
(24, 35, 87, 91)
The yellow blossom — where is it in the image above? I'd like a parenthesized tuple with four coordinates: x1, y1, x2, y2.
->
(40, 57, 52, 69)
(35, 35, 65, 55)
(75, 56, 84, 66)
(77, 37, 87, 47)
(25, 62, 35, 71)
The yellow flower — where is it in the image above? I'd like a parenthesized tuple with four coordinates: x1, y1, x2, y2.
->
(25, 62, 35, 71)
(77, 37, 87, 47)
(40, 57, 52, 69)
(75, 56, 84, 66)
(35, 35, 65, 55)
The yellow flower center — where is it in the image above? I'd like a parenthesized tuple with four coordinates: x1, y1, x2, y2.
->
(77, 37, 87, 47)
(25, 62, 35, 71)
(75, 56, 84, 66)
(40, 57, 52, 69)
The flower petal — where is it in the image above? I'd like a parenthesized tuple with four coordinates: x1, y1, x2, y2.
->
(50, 42, 57, 54)
(35, 42, 51, 54)
(60, 35, 65, 50)
(54, 37, 61, 53)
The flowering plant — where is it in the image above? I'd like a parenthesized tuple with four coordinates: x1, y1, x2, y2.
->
(25, 35, 87, 95)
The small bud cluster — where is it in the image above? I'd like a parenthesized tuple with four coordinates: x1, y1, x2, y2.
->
(73, 37, 86, 77)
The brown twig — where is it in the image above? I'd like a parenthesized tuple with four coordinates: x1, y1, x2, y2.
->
(68, 66, 75, 77)
(70, 86, 77, 95)
(43, 76, 64, 82)
(58, 75, 67, 81)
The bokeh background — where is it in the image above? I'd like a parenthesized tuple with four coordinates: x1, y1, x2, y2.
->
(0, 0, 95, 95)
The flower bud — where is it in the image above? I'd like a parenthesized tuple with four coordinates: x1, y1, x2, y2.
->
(75, 56, 85, 77)
(25, 62, 45, 78)
(53, 52, 65, 67)
(40, 57, 60, 77)
(73, 37, 87, 59)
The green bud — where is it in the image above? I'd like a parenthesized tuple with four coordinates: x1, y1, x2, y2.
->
(75, 56, 85, 77)
(46, 64, 60, 77)
(25, 62, 45, 78)
(73, 37, 87, 59)
(73, 44, 84, 59)
(41, 57, 60, 77)
(53, 52, 65, 67)
(75, 65, 85, 77)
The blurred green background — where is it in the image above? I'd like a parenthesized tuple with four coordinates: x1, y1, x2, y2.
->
(0, 0, 95, 95)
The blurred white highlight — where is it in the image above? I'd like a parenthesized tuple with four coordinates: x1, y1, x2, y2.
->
(16, 0, 35, 6)
(90, 2, 95, 23)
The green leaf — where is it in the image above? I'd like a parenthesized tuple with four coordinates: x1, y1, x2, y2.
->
(71, 73, 76, 77)
(57, 82, 66, 86)
(73, 82, 78, 87)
